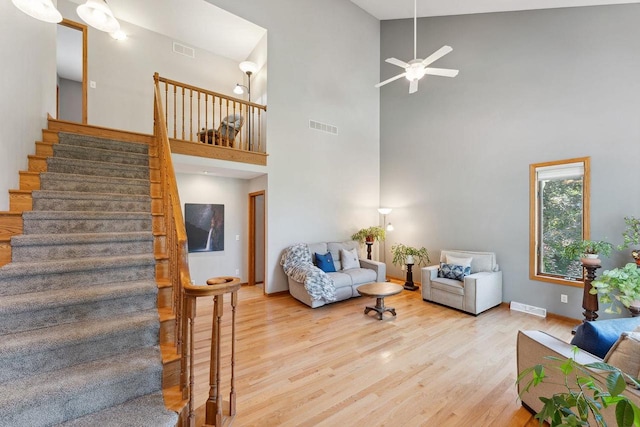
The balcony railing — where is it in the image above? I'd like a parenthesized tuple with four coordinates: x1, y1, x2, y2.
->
(154, 73, 267, 159)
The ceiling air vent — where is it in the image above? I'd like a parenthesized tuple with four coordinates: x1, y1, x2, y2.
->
(172, 42, 195, 59)
(309, 120, 338, 135)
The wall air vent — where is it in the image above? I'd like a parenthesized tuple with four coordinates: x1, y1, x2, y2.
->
(509, 301, 547, 318)
(309, 120, 338, 135)
(172, 42, 195, 59)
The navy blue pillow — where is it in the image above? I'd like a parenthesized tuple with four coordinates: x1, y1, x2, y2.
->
(570, 317, 640, 358)
(437, 263, 471, 281)
(315, 252, 336, 273)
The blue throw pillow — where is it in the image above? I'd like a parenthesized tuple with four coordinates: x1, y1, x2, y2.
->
(570, 317, 640, 358)
(315, 252, 336, 273)
(438, 263, 471, 281)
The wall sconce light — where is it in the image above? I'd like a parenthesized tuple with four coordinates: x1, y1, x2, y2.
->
(12, 0, 62, 23)
(77, 0, 120, 33)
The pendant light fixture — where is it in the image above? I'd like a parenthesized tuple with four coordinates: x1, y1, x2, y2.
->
(12, 0, 62, 23)
(76, 0, 120, 33)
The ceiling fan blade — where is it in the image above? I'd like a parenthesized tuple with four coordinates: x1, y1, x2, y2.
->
(375, 72, 407, 88)
(421, 45, 453, 67)
(424, 67, 459, 78)
(385, 57, 410, 68)
(409, 79, 418, 94)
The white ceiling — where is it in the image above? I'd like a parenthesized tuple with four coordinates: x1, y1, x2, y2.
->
(66, 0, 266, 63)
(350, 0, 640, 20)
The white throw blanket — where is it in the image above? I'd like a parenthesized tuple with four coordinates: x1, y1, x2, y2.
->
(280, 243, 336, 302)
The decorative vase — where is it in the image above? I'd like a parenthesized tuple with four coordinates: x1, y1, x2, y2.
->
(405, 254, 414, 265)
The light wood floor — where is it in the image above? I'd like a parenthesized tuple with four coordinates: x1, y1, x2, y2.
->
(190, 283, 576, 427)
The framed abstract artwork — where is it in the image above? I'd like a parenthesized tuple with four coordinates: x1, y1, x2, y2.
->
(184, 203, 224, 252)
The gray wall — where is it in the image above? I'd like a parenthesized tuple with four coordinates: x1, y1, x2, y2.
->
(0, 2, 57, 212)
(380, 4, 640, 318)
(58, 77, 82, 122)
(209, 0, 382, 293)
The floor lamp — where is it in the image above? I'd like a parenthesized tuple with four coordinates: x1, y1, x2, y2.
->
(378, 208, 393, 263)
(234, 61, 258, 151)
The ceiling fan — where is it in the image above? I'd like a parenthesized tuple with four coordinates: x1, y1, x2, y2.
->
(375, 0, 459, 94)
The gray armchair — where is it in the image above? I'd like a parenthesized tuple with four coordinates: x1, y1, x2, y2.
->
(421, 249, 502, 315)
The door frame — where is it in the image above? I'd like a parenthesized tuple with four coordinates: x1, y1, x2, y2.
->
(248, 190, 266, 290)
(58, 19, 88, 124)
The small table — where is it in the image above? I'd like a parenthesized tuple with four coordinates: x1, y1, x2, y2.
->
(357, 282, 403, 320)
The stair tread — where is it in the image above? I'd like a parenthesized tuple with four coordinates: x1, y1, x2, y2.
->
(58, 392, 177, 427)
(0, 253, 155, 279)
(0, 280, 157, 317)
(0, 347, 162, 411)
(32, 190, 151, 202)
(11, 231, 154, 246)
(49, 156, 148, 171)
(160, 344, 181, 364)
(55, 142, 149, 160)
(41, 171, 149, 185)
(23, 210, 151, 220)
(58, 132, 150, 154)
(0, 310, 159, 357)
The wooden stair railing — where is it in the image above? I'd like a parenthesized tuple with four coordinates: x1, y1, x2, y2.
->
(184, 277, 241, 427)
(154, 78, 240, 427)
(154, 73, 267, 154)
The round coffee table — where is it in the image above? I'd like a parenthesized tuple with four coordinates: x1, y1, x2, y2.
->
(357, 282, 403, 320)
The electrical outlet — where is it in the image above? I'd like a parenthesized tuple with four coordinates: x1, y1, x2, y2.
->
(561, 294, 568, 303)
(235, 269, 239, 275)
(235, 235, 240, 241)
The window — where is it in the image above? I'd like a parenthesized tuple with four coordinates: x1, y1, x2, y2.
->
(530, 157, 590, 286)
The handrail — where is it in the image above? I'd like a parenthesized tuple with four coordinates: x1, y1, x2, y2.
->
(154, 75, 240, 427)
(153, 76, 192, 399)
(154, 73, 267, 154)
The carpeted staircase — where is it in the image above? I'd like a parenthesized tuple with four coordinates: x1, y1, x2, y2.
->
(0, 132, 178, 426)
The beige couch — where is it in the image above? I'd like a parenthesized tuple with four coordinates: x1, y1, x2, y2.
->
(517, 330, 640, 424)
(287, 241, 386, 308)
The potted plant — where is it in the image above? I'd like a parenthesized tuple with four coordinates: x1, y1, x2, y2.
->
(390, 243, 430, 267)
(590, 262, 640, 316)
(517, 348, 640, 427)
(351, 226, 386, 244)
(563, 239, 613, 266)
(618, 216, 640, 265)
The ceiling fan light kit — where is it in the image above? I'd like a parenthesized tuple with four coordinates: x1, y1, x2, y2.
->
(12, 0, 62, 23)
(376, 0, 459, 94)
(77, 0, 120, 33)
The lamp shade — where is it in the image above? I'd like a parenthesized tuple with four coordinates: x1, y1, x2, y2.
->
(233, 84, 245, 95)
(77, 0, 120, 33)
(239, 61, 258, 74)
(377, 208, 392, 215)
(12, 0, 62, 23)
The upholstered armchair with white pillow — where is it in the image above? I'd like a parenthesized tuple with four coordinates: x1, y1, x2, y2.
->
(421, 249, 502, 315)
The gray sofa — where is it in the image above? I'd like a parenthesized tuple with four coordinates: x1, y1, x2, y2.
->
(287, 241, 386, 308)
(421, 249, 502, 315)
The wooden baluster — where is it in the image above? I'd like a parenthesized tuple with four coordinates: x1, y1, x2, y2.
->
(206, 294, 224, 426)
(173, 85, 177, 139)
(197, 92, 201, 143)
(164, 81, 168, 131)
(204, 93, 209, 143)
(186, 296, 196, 426)
(181, 87, 185, 140)
(218, 97, 222, 145)
(257, 108, 262, 152)
(229, 289, 237, 416)
(232, 101, 237, 149)
(189, 89, 193, 141)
